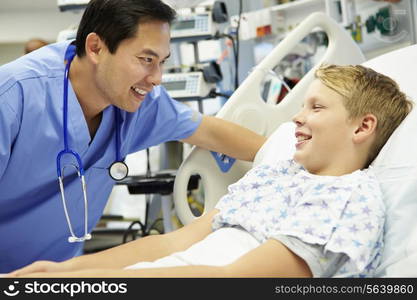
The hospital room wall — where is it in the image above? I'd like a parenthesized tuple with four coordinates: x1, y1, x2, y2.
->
(0, 0, 82, 65)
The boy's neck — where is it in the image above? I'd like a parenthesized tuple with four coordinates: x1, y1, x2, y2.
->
(308, 150, 367, 176)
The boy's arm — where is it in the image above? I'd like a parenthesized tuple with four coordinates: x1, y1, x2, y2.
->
(182, 115, 266, 162)
(9, 209, 219, 277)
(223, 239, 312, 277)
(19, 239, 312, 278)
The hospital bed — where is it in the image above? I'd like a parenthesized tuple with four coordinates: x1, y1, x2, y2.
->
(173, 12, 417, 277)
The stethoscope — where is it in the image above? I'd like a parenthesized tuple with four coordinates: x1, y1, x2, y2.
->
(57, 44, 129, 243)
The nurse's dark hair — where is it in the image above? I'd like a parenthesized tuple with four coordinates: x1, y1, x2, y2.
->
(75, 0, 176, 57)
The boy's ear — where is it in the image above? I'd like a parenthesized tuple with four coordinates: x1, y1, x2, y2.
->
(85, 32, 105, 64)
(353, 113, 378, 144)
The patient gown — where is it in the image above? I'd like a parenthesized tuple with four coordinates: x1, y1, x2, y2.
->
(127, 159, 384, 277)
(213, 159, 384, 277)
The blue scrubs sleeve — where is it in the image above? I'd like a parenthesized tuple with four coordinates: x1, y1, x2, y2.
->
(0, 83, 21, 179)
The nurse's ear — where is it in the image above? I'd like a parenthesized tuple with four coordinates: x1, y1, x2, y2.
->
(84, 33, 105, 65)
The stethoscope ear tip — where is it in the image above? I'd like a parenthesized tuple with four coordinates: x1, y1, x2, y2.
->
(68, 234, 92, 243)
(68, 236, 77, 243)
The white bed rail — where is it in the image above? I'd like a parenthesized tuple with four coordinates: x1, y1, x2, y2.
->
(174, 12, 365, 225)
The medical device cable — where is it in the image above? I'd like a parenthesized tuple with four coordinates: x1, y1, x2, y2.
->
(208, 89, 231, 98)
(216, 32, 236, 92)
(146, 148, 151, 177)
(235, 0, 243, 89)
(114, 108, 121, 162)
(63, 56, 71, 152)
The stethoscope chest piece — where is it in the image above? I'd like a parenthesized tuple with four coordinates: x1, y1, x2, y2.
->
(109, 161, 129, 181)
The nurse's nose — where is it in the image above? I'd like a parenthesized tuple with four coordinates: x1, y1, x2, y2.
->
(147, 64, 163, 86)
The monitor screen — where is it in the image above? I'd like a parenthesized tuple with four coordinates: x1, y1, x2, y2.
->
(163, 80, 187, 91)
(172, 19, 196, 30)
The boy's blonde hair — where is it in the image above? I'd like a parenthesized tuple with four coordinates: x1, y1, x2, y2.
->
(315, 64, 413, 167)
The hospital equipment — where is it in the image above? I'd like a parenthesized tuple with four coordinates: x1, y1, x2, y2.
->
(326, 0, 356, 27)
(162, 60, 223, 100)
(162, 71, 215, 100)
(171, 11, 217, 41)
(174, 11, 417, 276)
(164, 1, 228, 107)
(170, 1, 228, 42)
(58, 44, 129, 243)
(162, 0, 208, 10)
(57, 0, 89, 12)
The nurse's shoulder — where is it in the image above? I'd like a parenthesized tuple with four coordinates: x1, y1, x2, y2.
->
(0, 40, 71, 92)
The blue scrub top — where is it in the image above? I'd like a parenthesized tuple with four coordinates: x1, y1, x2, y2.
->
(0, 41, 202, 273)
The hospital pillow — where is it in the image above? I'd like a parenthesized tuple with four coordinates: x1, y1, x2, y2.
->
(363, 44, 417, 277)
(253, 122, 295, 167)
(254, 44, 417, 277)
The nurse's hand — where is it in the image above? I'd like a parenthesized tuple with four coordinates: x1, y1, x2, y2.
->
(5, 260, 72, 277)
